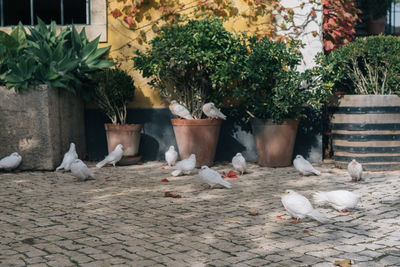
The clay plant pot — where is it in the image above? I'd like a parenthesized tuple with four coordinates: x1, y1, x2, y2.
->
(252, 118, 300, 167)
(367, 17, 386, 35)
(171, 118, 222, 167)
(104, 123, 143, 164)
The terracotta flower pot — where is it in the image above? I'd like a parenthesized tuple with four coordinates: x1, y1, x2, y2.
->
(104, 123, 142, 160)
(252, 118, 300, 167)
(367, 17, 386, 35)
(171, 118, 222, 167)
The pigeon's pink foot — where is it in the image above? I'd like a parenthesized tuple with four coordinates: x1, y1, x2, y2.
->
(202, 184, 212, 190)
(290, 219, 301, 224)
(339, 210, 352, 214)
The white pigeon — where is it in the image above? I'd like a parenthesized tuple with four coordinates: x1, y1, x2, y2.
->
(232, 152, 246, 175)
(165, 145, 178, 167)
(70, 159, 94, 181)
(96, 144, 124, 168)
(293, 155, 321, 176)
(313, 190, 361, 212)
(348, 159, 362, 182)
(169, 100, 194, 120)
(281, 190, 327, 223)
(202, 102, 226, 120)
(56, 143, 78, 171)
(0, 152, 22, 170)
(171, 154, 196, 176)
(199, 166, 232, 189)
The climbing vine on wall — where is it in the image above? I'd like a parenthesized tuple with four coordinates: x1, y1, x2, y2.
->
(108, 0, 319, 46)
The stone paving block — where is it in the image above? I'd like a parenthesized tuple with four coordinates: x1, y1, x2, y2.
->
(334, 244, 366, 253)
(69, 253, 94, 264)
(341, 252, 373, 262)
(378, 255, 400, 266)
(292, 255, 323, 265)
(245, 258, 272, 266)
(354, 262, 380, 267)
(28, 264, 48, 267)
(25, 256, 47, 264)
(306, 248, 342, 258)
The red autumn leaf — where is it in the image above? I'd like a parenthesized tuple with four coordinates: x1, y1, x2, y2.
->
(123, 16, 136, 27)
(324, 40, 335, 51)
(111, 8, 123, 18)
(227, 170, 238, 178)
(161, 178, 169, 182)
(333, 30, 342, 37)
(164, 192, 181, 198)
(303, 229, 309, 233)
(221, 171, 227, 178)
(276, 216, 282, 219)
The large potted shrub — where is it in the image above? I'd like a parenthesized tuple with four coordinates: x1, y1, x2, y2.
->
(133, 18, 243, 167)
(90, 68, 142, 165)
(359, 0, 391, 34)
(318, 35, 400, 171)
(0, 19, 114, 170)
(230, 37, 330, 167)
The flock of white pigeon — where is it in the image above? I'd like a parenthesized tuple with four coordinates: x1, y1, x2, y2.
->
(0, 143, 125, 181)
(0, 100, 365, 224)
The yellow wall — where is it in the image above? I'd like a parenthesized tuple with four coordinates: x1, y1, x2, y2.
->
(100, 0, 273, 109)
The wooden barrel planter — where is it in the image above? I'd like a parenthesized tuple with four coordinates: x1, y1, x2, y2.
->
(331, 95, 400, 171)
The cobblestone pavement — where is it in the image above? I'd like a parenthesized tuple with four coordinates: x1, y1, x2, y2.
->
(0, 160, 399, 266)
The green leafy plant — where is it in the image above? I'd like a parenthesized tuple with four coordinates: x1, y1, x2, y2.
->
(317, 35, 400, 95)
(90, 68, 136, 124)
(229, 37, 332, 123)
(0, 18, 115, 95)
(133, 17, 243, 119)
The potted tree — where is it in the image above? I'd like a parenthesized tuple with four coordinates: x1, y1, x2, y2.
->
(230, 37, 330, 167)
(90, 68, 142, 165)
(133, 18, 243, 167)
(317, 35, 400, 171)
(0, 19, 114, 170)
(359, 0, 391, 34)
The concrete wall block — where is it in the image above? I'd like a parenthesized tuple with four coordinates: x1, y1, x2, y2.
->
(0, 86, 86, 170)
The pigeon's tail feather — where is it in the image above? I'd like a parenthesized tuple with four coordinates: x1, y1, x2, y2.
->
(55, 165, 63, 171)
(308, 209, 327, 223)
(312, 168, 321, 176)
(220, 179, 232, 189)
(220, 113, 227, 120)
(171, 169, 182, 177)
(89, 171, 95, 179)
(96, 160, 107, 168)
(313, 192, 329, 204)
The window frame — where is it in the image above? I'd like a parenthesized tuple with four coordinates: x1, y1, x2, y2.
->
(0, 0, 107, 42)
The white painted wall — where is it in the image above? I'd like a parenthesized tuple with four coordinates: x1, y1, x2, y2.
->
(276, 0, 324, 163)
(278, 0, 323, 71)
